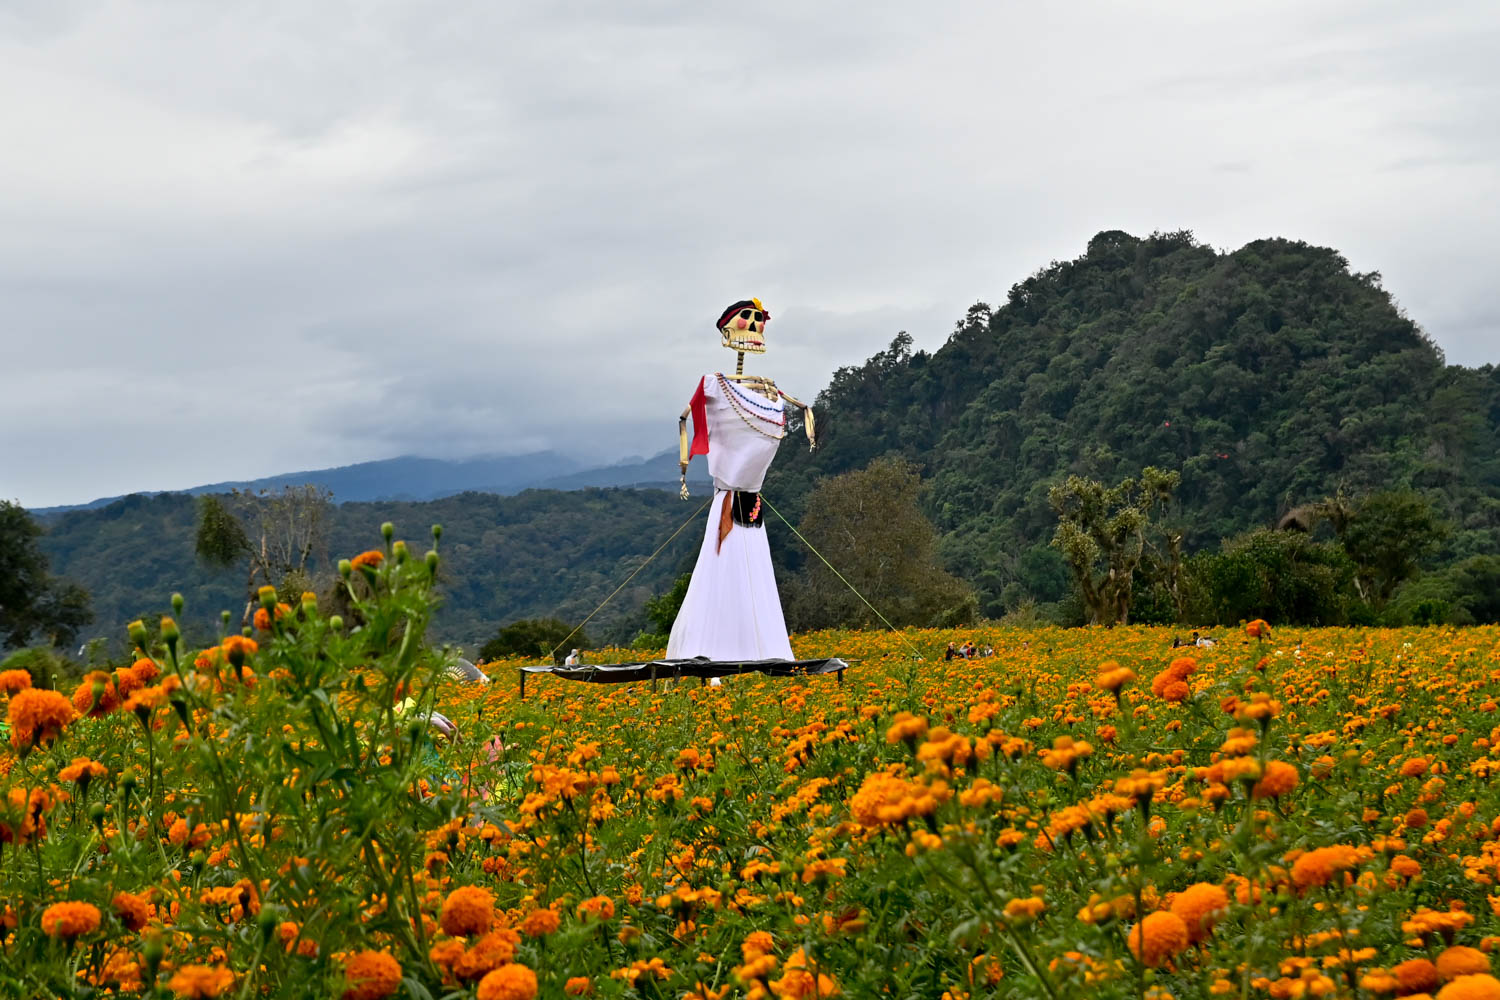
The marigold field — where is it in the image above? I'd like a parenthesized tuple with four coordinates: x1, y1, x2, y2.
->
(5, 527, 1500, 999)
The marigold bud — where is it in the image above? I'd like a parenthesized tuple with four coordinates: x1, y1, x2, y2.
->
(432, 524, 443, 541)
(339, 558, 352, 578)
(381, 522, 395, 542)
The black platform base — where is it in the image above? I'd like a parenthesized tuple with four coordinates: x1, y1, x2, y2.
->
(516, 656, 847, 697)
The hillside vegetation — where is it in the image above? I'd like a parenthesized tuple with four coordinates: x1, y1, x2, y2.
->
(768, 230, 1500, 616)
(35, 490, 705, 651)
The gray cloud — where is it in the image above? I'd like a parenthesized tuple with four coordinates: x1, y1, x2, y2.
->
(2, 0, 1497, 507)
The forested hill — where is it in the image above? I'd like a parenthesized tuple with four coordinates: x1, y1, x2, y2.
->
(36, 490, 706, 651)
(766, 230, 1500, 616)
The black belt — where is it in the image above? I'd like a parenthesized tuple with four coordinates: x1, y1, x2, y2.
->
(729, 490, 764, 528)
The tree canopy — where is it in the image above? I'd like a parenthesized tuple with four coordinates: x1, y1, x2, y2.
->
(0, 501, 93, 650)
(783, 458, 976, 629)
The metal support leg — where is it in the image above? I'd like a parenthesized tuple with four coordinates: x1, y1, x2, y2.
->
(518, 669, 526, 701)
(837, 669, 844, 687)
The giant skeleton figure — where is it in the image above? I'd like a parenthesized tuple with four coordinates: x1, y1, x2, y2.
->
(666, 299, 816, 663)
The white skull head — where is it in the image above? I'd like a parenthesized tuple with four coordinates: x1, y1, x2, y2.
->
(719, 298, 769, 354)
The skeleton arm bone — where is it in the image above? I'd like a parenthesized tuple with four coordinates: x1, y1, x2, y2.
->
(678, 406, 693, 499)
(777, 390, 817, 450)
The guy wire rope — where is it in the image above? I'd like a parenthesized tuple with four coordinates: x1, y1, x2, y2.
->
(758, 494, 927, 661)
(548, 496, 712, 663)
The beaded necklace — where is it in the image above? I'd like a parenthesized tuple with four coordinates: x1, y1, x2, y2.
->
(716, 374, 785, 440)
(723, 377, 783, 414)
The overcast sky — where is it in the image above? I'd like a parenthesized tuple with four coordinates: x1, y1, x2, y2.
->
(3, 1, 1497, 508)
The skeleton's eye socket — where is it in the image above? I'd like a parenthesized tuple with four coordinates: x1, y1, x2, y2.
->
(753, 312, 764, 322)
(739, 309, 752, 320)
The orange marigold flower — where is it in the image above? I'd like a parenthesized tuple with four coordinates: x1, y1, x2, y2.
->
(1169, 883, 1229, 943)
(342, 950, 402, 1000)
(1437, 974, 1500, 999)
(576, 895, 616, 921)
(1245, 619, 1271, 638)
(8, 687, 76, 749)
(1395, 958, 1440, 994)
(478, 963, 539, 1000)
(520, 907, 560, 937)
(439, 885, 495, 937)
(351, 550, 385, 570)
(1401, 757, 1430, 778)
(130, 658, 161, 683)
(1150, 657, 1196, 703)
(59, 757, 107, 785)
(220, 635, 258, 662)
(1127, 911, 1190, 968)
(168, 964, 235, 999)
(1252, 760, 1299, 800)
(1290, 844, 1369, 891)
(563, 978, 593, 996)
(72, 671, 120, 718)
(41, 901, 101, 938)
(1438, 948, 1493, 981)
(0, 669, 32, 695)
(1095, 661, 1136, 692)
(112, 891, 150, 932)
(453, 929, 521, 980)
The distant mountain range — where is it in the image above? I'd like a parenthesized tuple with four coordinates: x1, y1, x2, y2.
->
(32, 448, 712, 517)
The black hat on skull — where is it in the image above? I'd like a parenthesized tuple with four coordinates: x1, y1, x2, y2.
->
(716, 298, 769, 333)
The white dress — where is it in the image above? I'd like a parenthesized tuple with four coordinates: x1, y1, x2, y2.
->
(666, 374, 795, 661)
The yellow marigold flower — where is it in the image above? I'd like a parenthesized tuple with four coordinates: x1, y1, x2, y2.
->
(1219, 727, 1258, 756)
(439, 885, 495, 937)
(1437, 973, 1500, 999)
(342, 950, 402, 1000)
(1004, 897, 1046, 921)
(168, 964, 235, 998)
(1169, 883, 1229, 943)
(886, 711, 928, 745)
(40, 901, 100, 938)
(1128, 911, 1190, 968)
(478, 964, 539, 1000)
(1237, 692, 1280, 723)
